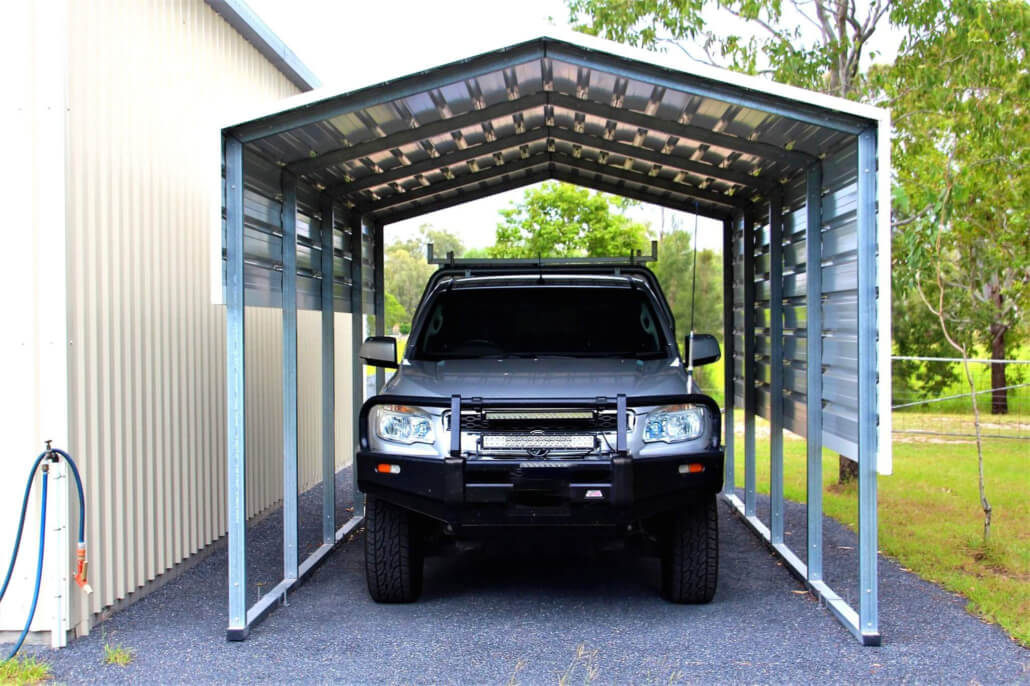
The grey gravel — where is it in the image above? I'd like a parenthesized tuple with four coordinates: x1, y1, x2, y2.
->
(9, 469, 1028, 685)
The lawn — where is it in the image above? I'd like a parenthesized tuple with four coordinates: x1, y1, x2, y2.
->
(729, 413, 1030, 646)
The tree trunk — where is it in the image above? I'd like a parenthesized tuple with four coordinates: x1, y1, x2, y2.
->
(991, 329, 1007, 414)
(838, 455, 858, 484)
(989, 286, 1007, 414)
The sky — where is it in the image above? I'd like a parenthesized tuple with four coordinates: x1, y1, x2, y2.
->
(244, 0, 898, 253)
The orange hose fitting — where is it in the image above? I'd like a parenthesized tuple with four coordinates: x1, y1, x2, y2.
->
(74, 545, 88, 589)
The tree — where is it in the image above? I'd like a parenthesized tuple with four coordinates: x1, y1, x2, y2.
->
(385, 224, 465, 318)
(490, 182, 649, 258)
(567, 0, 890, 99)
(384, 292, 409, 335)
(650, 228, 724, 391)
(883, 0, 1030, 416)
(651, 229, 722, 341)
(384, 248, 434, 319)
(883, 0, 1030, 543)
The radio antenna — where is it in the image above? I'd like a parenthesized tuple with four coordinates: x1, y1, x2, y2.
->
(686, 202, 700, 392)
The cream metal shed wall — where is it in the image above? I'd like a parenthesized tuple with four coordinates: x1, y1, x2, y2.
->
(1, 0, 75, 645)
(2, 0, 351, 642)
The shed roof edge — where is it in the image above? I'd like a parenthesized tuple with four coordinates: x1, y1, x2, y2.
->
(219, 28, 887, 134)
(205, 0, 321, 92)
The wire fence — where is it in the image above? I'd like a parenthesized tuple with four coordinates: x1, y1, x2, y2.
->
(891, 356, 1030, 443)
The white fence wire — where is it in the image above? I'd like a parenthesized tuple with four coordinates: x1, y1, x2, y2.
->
(890, 356, 1029, 442)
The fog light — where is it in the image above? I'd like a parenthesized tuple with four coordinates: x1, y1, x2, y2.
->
(678, 463, 705, 474)
(376, 463, 401, 475)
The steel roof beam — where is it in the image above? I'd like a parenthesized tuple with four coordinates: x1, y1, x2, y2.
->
(334, 127, 770, 210)
(286, 94, 548, 176)
(366, 156, 548, 212)
(327, 127, 546, 196)
(231, 43, 547, 143)
(552, 168, 730, 220)
(376, 167, 553, 224)
(359, 145, 747, 217)
(553, 154, 748, 210)
(551, 128, 775, 193)
(547, 92, 814, 168)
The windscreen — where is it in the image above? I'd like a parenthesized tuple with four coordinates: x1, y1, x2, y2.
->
(413, 286, 668, 359)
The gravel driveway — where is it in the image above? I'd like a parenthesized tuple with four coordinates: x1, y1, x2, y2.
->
(11, 469, 1028, 685)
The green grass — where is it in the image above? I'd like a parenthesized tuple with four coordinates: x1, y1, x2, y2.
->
(0, 656, 51, 685)
(103, 643, 134, 667)
(730, 413, 1030, 646)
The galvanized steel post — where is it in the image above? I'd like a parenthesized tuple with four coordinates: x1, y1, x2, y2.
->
(722, 217, 735, 493)
(319, 197, 337, 545)
(281, 172, 299, 582)
(768, 195, 785, 545)
(224, 136, 248, 641)
(373, 221, 386, 391)
(856, 128, 880, 644)
(742, 215, 757, 518)
(805, 164, 824, 582)
(350, 213, 365, 517)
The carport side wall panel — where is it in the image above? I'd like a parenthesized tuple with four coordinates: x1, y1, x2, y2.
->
(62, 0, 309, 618)
(746, 141, 861, 458)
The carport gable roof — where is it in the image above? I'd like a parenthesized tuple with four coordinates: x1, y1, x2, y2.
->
(223, 32, 885, 223)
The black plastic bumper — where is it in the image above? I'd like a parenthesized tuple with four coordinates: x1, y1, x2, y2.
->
(356, 449, 724, 528)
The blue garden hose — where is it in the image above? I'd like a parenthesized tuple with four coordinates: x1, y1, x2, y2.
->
(0, 446, 86, 660)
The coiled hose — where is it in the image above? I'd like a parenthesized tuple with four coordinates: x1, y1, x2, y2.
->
(0, 447, 86, 660)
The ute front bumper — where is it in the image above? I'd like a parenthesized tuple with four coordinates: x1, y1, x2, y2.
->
(357, 393, 724, 528)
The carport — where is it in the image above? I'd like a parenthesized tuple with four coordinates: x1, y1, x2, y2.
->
(218, 32, 890, 645)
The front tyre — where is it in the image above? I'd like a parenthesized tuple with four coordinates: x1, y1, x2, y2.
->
(364, 495, 423, 603)
(661, 494, 719, 603)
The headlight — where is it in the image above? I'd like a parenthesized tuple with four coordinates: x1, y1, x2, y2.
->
(374, 405, 435, 445)
(643, 404, 706, 443)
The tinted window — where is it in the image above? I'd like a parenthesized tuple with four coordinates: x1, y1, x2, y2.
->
(413, 286, 667, 359)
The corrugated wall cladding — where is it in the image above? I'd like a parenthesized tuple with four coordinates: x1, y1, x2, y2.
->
(65, 0, 353, 616)
(732, 141, 861, 457)
(230, 150, 377, 313)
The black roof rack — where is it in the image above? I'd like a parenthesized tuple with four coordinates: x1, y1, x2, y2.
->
(426, 240, 658, 267)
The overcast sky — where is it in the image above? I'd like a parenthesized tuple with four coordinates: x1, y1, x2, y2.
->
(244, 0, 896, 253)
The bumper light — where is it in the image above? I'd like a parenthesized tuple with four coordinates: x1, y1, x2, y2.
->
(643, 404, 705, 443)
(481, 434, 595, 450)
(374, 405, 435, 445)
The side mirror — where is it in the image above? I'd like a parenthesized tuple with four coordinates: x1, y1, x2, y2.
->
(685, 334, 721, 366)
(360, 336, 398, 369)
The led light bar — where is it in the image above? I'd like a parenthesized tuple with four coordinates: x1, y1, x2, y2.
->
(481, 434, 595, 450)
(484, 411, 593, 421)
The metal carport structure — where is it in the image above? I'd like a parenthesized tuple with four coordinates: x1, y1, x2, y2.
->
(218, 31, 891, 645)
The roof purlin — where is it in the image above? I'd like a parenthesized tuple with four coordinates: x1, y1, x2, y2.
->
(231, 41, 548, 143)
(546, 92, 815, 168)
(326, 128, 546, 197)
(373, 167, 554, 224)
(551, 168, 731, 221)
(288, 93, 549, 176)
(364, 156, 548, 212)
(553, 155, 746, 209)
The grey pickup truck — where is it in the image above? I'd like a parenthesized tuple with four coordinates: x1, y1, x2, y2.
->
(356, 252, 723, 605)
